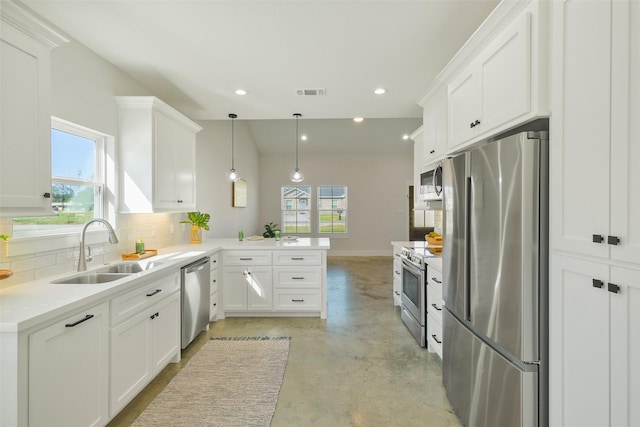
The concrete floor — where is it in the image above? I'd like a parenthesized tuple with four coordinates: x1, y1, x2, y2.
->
(108, 256, 461, 427)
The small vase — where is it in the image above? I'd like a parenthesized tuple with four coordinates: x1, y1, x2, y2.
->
(190, 225, 202, 244)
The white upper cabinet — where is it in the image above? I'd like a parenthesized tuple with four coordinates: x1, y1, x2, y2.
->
(0, 2, 67, 217)
(410, 126, 426, 210)
(550, 0, 640, 263)
(438, 0, 549, 153)
(420, 86, 447, 165)
(116, 96, 202, 213)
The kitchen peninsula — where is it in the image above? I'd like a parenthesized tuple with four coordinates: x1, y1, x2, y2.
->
(0, 237, 329, 427)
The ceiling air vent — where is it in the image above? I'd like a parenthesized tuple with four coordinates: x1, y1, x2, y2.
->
(296, 88, 326, 96)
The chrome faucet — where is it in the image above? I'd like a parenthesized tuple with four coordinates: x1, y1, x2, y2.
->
(77, 219, 119, 271)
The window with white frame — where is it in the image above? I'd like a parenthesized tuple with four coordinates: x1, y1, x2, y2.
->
(281, 186, 311, 234)
(12, 118, 107, 237)
(318, 186, 347, 234)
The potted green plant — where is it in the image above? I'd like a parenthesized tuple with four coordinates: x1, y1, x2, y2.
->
(263, 222, 279, 238)
(0, 234, 9, 242)
(180, 212, 210, 244)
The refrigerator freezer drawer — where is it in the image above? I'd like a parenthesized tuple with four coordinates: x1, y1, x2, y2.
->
(443, 310, 538, 427)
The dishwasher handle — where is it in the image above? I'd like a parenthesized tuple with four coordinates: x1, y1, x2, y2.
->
(183, 257, 210, 274)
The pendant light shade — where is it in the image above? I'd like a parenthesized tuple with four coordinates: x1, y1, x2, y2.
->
(226, 113, 240, 182)
(290, 113, 304, 183)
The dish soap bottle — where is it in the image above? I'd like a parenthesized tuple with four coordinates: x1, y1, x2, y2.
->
(136, 236, 145, 254)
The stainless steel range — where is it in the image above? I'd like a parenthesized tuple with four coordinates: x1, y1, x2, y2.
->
(399, 247, 427, 347)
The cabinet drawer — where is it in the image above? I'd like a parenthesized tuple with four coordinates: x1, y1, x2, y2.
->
(111, 273, 180, 326)
(224, 250, 272, 266)
(209, 290, 218, 320)
(273, 251, 322, 266)
(273, 266, 321, 288)
(427, 267, 443, 287)
(427, 312, 443, 358)
(210, 268, 219, 294)
(427, 283, 444, 322)
(210, 252, 220, 270)
(273, 289, 322, 311)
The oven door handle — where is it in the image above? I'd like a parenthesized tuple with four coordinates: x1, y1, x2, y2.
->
(400, 258, 422, 275)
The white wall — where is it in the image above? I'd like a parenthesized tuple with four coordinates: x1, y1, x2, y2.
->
(194, 120, 261, 239)
(259, 152, 413, 255)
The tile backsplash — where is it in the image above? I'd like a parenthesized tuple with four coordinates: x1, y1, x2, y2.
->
(0, 213, 188, 289)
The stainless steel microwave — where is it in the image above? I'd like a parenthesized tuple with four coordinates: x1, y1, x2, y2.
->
(420, 163, 443, 201)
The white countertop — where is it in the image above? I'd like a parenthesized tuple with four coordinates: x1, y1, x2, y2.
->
(391, 240, 443, 272)
(0, 237, 330, 333)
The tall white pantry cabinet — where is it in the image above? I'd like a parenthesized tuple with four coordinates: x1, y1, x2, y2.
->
(549, 1, 640, 427)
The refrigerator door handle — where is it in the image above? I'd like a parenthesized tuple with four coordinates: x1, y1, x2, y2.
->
(465, 175, 472, 322)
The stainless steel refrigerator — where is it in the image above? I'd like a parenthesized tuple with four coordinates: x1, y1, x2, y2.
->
(441, 131, 548, 427)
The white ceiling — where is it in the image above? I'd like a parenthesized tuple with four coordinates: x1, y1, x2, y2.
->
(22, 0, 499, 153)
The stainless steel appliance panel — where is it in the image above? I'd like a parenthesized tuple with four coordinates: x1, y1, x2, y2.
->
(468, 134, 541, 362)
(181, 257, 210, 349)
(443, 310, 538, 427)
(442, 153, 468, 320)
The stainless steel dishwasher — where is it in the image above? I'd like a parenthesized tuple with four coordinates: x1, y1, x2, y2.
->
(181, 257, 210, 349)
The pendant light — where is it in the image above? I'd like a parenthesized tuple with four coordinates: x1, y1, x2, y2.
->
(226, 113, 240, 182)
(290, 113, 304, 183)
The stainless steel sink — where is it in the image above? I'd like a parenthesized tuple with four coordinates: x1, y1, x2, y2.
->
(51, 273, 131, 284)
(97, 261, 163, 274)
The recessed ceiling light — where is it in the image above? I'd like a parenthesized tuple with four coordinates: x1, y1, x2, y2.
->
(353, 117, 364, 123)
(374, 88, 386, 95)
(301, 134, 308, 141)
(235, 89, 248, 95)
(402, 134, 409, 140)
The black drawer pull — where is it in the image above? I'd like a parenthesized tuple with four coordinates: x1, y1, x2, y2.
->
(608, 235, 621, 245)
(592, 234, 604, 243)
(431, 303, 442, 311)
(430, 150, 435, 154)
(592, 279, 604, 289)
(291, 299, 305, 302)
(292, 276, 305, 280)
(65, 314, 94, 328)
(146, 289, 162, 297)
(608, 283, 621, 294)
(291, 257, 305, 261)
(240, 257, 253, 261)
(431, 277, 442, 284)
(394, 291, 400, 295)
(431, 334, 442, 344)
(470, 122, 475, 128)
(150, 312, 160, 320)
(42, 192, 51, 198)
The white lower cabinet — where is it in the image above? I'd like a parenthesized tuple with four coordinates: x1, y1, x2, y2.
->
(426, 266, 444, 358)
(223, 266, 273, 311)
(109, 273, 181, 416)
(392, 248, 402, 306)
(550, 255, 640, 427)
(221, 249, 327, 318)
(210, 252, 220, 320)
(29, 301, 110, 427)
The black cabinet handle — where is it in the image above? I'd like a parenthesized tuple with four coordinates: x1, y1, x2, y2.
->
(608, 283, 621, 294)
(429, 150, 435, 154)
(474, 120, 481, 126)
(240, 257, 253, 261)
(146, 289, 162, 297)
(292, 276, 305, 280)
(431, 303, 442, 311)
(291, 299, 305, 302)
(607, 236, 621, 245)
(65, 314, 94, 328)
(431, 277, 442, 284)
(177, 200, 183, 203)
(431, 334, 442, 344)
(394, 291, 400, 295)
(592, 279, 604, 289)
(470, 122, 475, 128)
(593, 234, 604, 243)
(150, 312, 160, 319)
(42, 192, 51, 198)
(291, 257, 305, 261)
